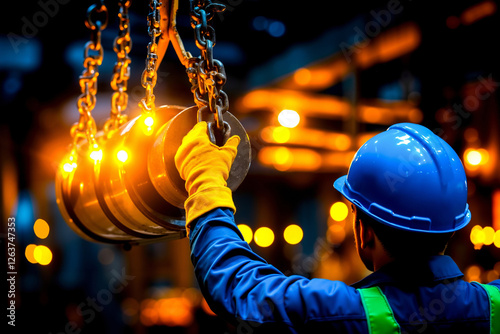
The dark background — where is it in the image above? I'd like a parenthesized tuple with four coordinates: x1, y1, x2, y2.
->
(1, 0, 500, 333)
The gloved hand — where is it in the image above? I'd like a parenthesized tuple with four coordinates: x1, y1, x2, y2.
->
(175, 121, 240, 234)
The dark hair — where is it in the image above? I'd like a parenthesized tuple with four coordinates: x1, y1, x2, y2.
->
(356, 209, 454, 259)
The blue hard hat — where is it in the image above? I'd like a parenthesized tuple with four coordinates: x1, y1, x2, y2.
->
(334, 123, 471, 233)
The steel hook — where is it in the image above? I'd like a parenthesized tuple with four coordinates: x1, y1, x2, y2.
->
(156, 0, 193, 70)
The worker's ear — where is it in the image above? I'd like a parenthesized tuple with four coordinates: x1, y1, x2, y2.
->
(358, 219, 375, 250)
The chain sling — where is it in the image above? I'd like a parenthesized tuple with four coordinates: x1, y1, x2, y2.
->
(56, 0, 251, 246)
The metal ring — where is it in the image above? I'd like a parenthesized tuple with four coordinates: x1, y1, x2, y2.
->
(85, 3, 109, 31)
(214, 104, 224, 129)
(205, 40, 214, 69)
(207, 120, 231, 146)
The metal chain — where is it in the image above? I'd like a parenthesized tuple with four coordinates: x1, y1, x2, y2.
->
(187, 0, 228, 131)
(139, 0, 162, 118)
(72, 2, 108, 153)
(105, 0, 132, 132)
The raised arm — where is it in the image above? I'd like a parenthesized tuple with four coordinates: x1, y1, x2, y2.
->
(175, 122, 365, 333)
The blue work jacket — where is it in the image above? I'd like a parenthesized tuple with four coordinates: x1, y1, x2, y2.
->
(190, 208, 500, 333)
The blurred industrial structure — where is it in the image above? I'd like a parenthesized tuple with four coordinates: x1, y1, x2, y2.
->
(1, 0, 499, 333)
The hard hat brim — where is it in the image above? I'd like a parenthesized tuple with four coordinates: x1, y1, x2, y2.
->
(333, 175, 471, 234)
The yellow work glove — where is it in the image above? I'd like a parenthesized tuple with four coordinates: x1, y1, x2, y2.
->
(174, 121, 240, 234)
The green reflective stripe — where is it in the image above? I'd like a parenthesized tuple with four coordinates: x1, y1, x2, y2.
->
(477, 283, 500, 334)
(358, 286, 401, 334)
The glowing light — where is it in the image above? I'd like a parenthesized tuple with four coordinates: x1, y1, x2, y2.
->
(334, 134, 351, 151)
(272, 126, 291, 143)
(493, 190, 500, 231)
(258, 146, 326, 172)
(362, 106, 383, 123)
(279, 56, 351, 90)
(144, 116, 154, 127)
(495, 262, 500, 274)
(254, 227, 274, 247)
(283, 224, 303, 245)
(408, 108, 423, 123)
(268, 20, 285, 37)
(466, 150, 482, 165)
(470, 225, 485, 245)
(90, 149, 103, 161)
(467, 265, 481, 277)
(486, 270, 499, 282)
(483, 226, 495, 245)
(330, 202, 349, 221)
(63, 154, 78, 172)
(465, 265, 482, 282)
(494, 231, 500, 248)
(356, 22, 421, 69)
(273, 147, 293, 171)
(258, 147, 292, 171)
(122, 298, 140, 318)
(141, 298, 156, 310)
(240, 88, 352, 119)
(237, 224, 253, 244)
(182, 288, 201, 306)
(461, 1, 497, 25)
(156, 297, 193, 327)
(63, 162, 77, 173)
(356, 134, 377, 147)
(25, 244, 37, 264)
(117, 150, 129, 163)
(465, 148, 489, 166)
(141, 115, 155, 136)
(33, 245, 52, 265)
(261, 126, 351, 151)
(294, 68, 312, 86)
(140, 307, 159, 326)
(278, 109, 300, 128)
(327, 224, 346, 244)
(33, 218, 49, 239)
(478, 149, 489, 164)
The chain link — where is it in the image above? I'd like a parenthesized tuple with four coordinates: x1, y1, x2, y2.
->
(139, 0, 162, 117)
(72, 2, 108, 152)
(187, 0, 228, 131)
(105, 0, 132, 132)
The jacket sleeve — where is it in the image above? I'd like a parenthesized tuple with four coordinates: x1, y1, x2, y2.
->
(189, 208, 366, 333)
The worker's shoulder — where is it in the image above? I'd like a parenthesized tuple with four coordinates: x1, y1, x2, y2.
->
(486, 279, 500, 288)
(476, 279, 500, 293)
(470, 279, 500, 289)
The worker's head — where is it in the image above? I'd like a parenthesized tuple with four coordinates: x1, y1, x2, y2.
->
(351, 204, 454, 270)
(334, 123, 470, 269)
